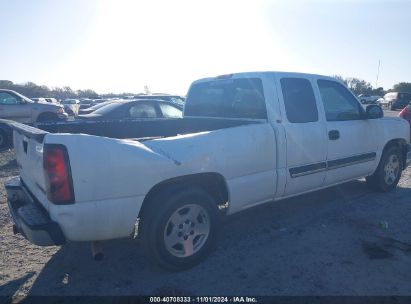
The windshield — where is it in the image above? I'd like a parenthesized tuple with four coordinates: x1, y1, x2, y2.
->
(184, 78, 267, 119)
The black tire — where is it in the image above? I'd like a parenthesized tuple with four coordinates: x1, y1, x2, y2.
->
(139, 187, 221, 271)
(389, 102, 394, 111)
(36, 112, 58, 123)
(0, 128, 10, 150)
(366, 146, 403, 192)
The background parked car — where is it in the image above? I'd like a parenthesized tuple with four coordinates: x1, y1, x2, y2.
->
(78, 99, 94, 110)
(378, 92, 411, 110)
(44, 98, 59, 104)
(31, 97, 47, 103)
(0, 89, 67, 124)
(61, 99, 81, 116)
(0, 90, 67, 148)
(133, 94, 185, 109)
(31, 97, 59, 104)
(78, 100, 115, 115)
(77, 99, 182, 120)
(357, 94, 380, 104)
(78, 98, 113, 110)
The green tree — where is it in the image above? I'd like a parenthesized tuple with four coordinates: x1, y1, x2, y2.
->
(333, 75, 374, 96)
(346, 78, 373, 95)
(371, 87, 385, 97)
(333, 75, 347, 86)
(392, 82, 411, 93)
(77, 89, 99, 99)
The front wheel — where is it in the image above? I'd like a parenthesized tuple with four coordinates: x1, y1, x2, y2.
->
(139, 188, 221, 271)
(366, 146, 403, 192)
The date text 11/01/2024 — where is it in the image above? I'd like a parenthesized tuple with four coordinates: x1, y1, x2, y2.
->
(149, 296, 258, 303)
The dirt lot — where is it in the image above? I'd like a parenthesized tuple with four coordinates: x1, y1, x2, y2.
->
(1, 143, 411, 299)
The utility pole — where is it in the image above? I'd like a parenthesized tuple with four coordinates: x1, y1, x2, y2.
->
(375, 60, 381, 88)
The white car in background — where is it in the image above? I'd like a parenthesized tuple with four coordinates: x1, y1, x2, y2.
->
(31, 97, 59, 104)
(357, 94, 380, 104)
(61, 99, 80, 116)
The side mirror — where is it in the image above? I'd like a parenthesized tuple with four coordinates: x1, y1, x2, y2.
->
(19, 98, 27, 104)
(366, 104, 383, 119)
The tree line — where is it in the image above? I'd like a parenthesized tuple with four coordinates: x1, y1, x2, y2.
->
(1, 78, 411, 100)
(333, 76, 411, 96)
(0, 80, 139, 100)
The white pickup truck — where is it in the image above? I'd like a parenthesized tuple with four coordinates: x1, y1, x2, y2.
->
(4, 72, 411, 270)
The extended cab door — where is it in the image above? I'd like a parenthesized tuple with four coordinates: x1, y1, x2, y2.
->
(276, 76, 328, 196)
(316, 79, 378, 184)
(0, 91, 32, 123)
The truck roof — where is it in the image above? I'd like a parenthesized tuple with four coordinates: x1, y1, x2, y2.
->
(191, 71, 338, 85)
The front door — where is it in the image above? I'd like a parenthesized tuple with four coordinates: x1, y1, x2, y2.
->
(316, 79, 378, 185)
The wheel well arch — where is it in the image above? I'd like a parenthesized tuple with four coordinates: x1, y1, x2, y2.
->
(138, 172, 230, 219)
(382, 138, 408, 169)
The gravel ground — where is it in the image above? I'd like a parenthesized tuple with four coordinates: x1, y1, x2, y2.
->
(1, 143, 411, 299)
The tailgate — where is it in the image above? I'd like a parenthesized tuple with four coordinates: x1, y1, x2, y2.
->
(1, 119, 50, 211)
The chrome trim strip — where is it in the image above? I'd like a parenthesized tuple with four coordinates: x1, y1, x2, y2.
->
(289, 152, 377, 178)
(290, 167, 327, 178)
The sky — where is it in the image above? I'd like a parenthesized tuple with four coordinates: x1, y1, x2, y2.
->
(0, 0, 410, 95)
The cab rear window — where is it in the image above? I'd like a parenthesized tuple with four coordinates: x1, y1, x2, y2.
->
(184, 78, 267, 119)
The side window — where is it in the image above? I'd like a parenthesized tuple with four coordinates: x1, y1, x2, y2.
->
(280, 78, 318, 123)
(318, 80, 363, 121)
(129, 103, 157, 118)
(0, 92, 19, 105)
(158, 103, 182, 118)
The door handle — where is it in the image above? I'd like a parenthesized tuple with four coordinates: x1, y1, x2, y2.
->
(328, 130, 340, 140)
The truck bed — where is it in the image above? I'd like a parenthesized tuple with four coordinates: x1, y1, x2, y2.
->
(36, 117, 261, 141)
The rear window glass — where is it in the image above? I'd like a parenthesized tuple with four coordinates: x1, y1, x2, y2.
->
(398, 93, 411, 100)
(185, 78, 267, 119)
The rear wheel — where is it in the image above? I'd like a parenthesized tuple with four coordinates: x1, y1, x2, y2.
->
(139, 187, 221, 271)
(366, 146, 403, 192)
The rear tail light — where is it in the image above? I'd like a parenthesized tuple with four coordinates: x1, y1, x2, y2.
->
(43, 144, 75, 204)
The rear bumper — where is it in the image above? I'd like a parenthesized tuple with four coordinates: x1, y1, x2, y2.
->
(5, 176, 66, 246)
